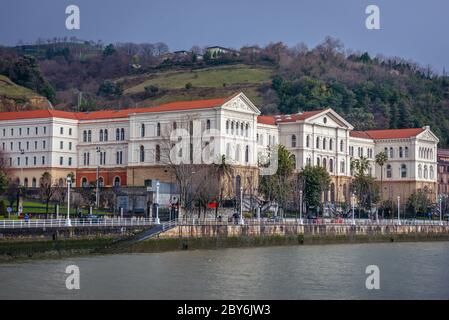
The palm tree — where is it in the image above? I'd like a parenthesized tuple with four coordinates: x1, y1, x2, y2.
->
(375, 152, 388, 201)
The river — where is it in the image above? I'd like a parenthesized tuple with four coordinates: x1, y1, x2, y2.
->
(1, 242, 448, 299)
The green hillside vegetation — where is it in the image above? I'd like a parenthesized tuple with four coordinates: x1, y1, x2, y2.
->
(0, 75, 43, 101)
(124, 64, 273, 94)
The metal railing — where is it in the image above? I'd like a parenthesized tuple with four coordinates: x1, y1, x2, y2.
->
(0, 217, 447, 230)
(0, 218, 157, 229)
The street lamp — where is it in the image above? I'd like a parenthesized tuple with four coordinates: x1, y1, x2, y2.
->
(397, 196, 401, 225)
(95, 146, 101, 209)
(66, 176, 72, 226)
(155, 181, 160, 224)
(19, 148, 25, 186)
(299, 190, 304, 225)
(439, 194, 444, 226)
(239, 186, 244, 225)
(351, 193, 356, 226)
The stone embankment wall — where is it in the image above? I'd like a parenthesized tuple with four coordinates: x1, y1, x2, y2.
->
(158, 223, 449, 241)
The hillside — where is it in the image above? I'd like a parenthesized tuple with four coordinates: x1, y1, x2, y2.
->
(121, 64, 273, 106)
(2, 38, 449, 146)
(0, 75, 51, 112)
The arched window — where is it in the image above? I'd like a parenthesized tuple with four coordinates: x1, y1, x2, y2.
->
(121, 128, 125, 140)
(87, 130, 92, 142)
(104, 129, 108, 141)
(323, 138, 327, 150)
(245, 123, 249, 137)
(306, 136, 310, 148)
(405, 147, 409, 158)
(323, 158, 327, 169)
(430, 166, 434, 179)
(240, 123, 244, 136)
(32, 178, 37, 188)
(340, 140, 344, 152)
(83, 130, 87, 142)
(329, 139, 333, 151)
(226, 120, 230, 134)
(24, 178, 29, 187)
(401, 164, 407, 178)
(141, 124, 145, 137)
(316, 137, 320, 149)
(329, 159, 334, 173)
(235, 145, 241, 162)
(386, 165, 392, 178)
(291, 135, 297, 148)
(424, 165, 428, 179)
(389, 147, 394, 159)
(317, 157, 320, 167)
(418, 165, 423, 178)
(114, 176, 121, 187)
(231, 121, 234, 135)
(173, 122, 177, 130)
(116, 128, 120, 141)
(140, 145, 145, 162)
(245, 145, 249, 163)
(155, 145, 161, 162)
(82, 177, 88, 188)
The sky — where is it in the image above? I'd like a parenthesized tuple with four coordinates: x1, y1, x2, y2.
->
(1, 0, 448, 72)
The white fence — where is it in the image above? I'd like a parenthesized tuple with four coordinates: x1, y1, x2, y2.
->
(0, 218, 157, 229)
(0, 217, 447, 230)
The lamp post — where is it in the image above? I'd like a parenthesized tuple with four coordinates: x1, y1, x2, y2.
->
(439, 194, 443, 226)
(239, 186, 244, 225)
(397, 196, 401, 225)
(19, 148, 25, 186)
(155, 181, 160, 224)
(299, 190, 304, 225)
(66, 176, 72, 226)
(351, 193, 356, 226)
(95, 146, 101, 209)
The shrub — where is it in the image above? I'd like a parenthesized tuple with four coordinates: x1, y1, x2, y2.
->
(185, 82, 193, 90)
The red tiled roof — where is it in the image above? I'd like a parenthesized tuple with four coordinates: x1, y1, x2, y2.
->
(0, 98, 229, 121)
(351, 128, 425, 140)
(257, 115, 277, 125)
(258, 109, 326, 125)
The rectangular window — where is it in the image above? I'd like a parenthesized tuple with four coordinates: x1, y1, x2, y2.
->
(27, 128, 30, 135)
(69, 128, 72, 136)
(68, 157, 72, 166)
(69, 142, 72, 150)
(60, 127, 64, 135)
(26, 141, 29, 150)
(42, 156, 45, 165)
(60, 141, 63, 149)
(19, 128, 22, 136)
(17, 157, 20, 166)
(43, 141, 46, 149)
(33, 157, 36, 165)
(60, 157, 63, 165)
(25, 157, 28, 166)
(2, 129, 5, 136)
(11, 128, 13, 136)
(35, 127, 38, 135)
(35, 141, 38, 150)
(43, 127, 47, 134)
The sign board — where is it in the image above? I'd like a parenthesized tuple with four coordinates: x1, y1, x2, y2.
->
(116, 196, 129, 212)
(7, 207, 12, 213)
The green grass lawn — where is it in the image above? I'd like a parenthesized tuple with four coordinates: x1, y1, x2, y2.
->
(124, 64, 273, 94)
(2, 200, 113, 217)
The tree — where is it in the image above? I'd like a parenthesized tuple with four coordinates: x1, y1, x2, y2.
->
(351, 157, 379, 215)
(375, 151, 388, 203)
(40, 172, 56, 218)
(212, 155, 234, 218)
(407, 190, 431, 219)
(298, 165, 331, 215)
(259, 145, 295, 215)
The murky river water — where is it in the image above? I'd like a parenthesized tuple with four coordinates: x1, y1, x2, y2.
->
(1, 242, 448, 299)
